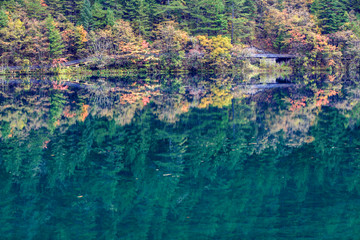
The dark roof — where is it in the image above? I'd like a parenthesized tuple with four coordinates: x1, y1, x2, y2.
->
(249, 54, 296, 58)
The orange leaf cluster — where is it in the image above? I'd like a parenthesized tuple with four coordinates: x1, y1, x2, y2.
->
(80, 104, 90, 122)
(315, 89, 338, 107)
(142, 97, 150, 106)
(40, 0, 47, 7)
(63, 109, 76, 118)
(290, 97, 307, 111)
(52, 81, 69, 91)
(120, 93, 138, 105)
(42, 140, 50, 149)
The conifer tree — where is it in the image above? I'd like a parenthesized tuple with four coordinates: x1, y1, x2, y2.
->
(46, 15, 64, 59)
(45, 0, 62, 15)
(243, 0, 257, 19)
(0, 8, 8, 28)
(92, 1, 106, 29)
(79, 0, 93, 31)
(62, 0, 83, 23)
(105, 9, 115, 27)
(25, 0, 47, 19)
(227, 0, 254, 43)
(154, 0, 188, 23)
(123, 0, 151, 36)
(101, 0, 123, 18)
(316, 0, 348, 33)
(311, 0, 320, 14)
(187, 0, 227, 36)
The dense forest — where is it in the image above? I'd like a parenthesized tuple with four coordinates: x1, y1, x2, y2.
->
(1, 0, 360, 72)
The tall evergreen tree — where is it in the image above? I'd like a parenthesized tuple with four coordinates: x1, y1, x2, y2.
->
(24, 0, 47, 19)
(226, 0, 254, 43)
(154, 0, 188, 24)
(105, 8, 115, 27)
(46, 15, 64, 59)
(78, 0, 93, 31)
(187, 0, 227, 36)
(100, 0, 123, 18)
(316, 0, 348, 33)
(123, 0, 151, 36)
(62, 0, 83, 23)
(92, 1, 106, 29)
(0, 8, 8, 28)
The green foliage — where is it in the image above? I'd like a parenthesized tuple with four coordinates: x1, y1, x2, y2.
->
(23, 0, 47, 19)
(78, 0, 92, 31)
(273, 30, 289, 53)
(105, 8, 115, 27)
(46, 15, 64, 59)
(154, 0, 188, 24)
(227, 0, 254, 43)
(61, 0, 83, 22)
(316, 0, 348, 34)
(187, 0, 228, 36)
(91, 1, 106, 29)
(122, 0, 151, 36)
(0, 8, 8, 28)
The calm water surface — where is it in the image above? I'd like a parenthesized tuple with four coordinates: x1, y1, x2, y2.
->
(1, 75, 360, 239)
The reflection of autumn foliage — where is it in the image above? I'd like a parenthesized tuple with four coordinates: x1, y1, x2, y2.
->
(42, 140, 50, 149)
(328, 75, 336, 82)
(0, 75, 350, 143)
(80, 104, 90, 122)
(315, 90, 338, 107)
(304, 136, 315, 143)
(181, 102, 190, 113)
(142, 97, 150, 106)
(290, 97, 307, 111)
(52, 82, 69, 90)
(120, 93, 138, 105)
(51, 58, 68, 67)
(199, 85, 233, 109)
(8, 128, 14, 138)
(63, 109, 76, 118)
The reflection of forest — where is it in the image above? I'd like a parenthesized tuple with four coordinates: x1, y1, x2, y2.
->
(1, 77, 360, 239)
(0, 75, 358, 149)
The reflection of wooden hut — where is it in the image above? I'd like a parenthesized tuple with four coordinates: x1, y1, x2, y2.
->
(248, 54, 296, 65)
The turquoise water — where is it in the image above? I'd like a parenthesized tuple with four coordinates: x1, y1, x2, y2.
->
(1, 76, 360, 239)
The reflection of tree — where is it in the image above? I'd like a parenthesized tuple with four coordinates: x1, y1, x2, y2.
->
(2, 76, 360, 239)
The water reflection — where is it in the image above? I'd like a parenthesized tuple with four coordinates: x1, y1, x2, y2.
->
(0, 74, 360, 239)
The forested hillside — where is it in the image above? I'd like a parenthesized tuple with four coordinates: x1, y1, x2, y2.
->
(1, 0, 360, 71)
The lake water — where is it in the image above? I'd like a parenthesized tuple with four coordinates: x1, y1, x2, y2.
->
(1, 74, 360, 239)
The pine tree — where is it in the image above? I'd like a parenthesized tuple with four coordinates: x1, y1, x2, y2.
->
(123, 0, 151, 36)
(92, 1, 106, 29)
(0, 8, 8, 28)
(45, 0, 63, 15)
(78, 0, 93, 31)
(100, 0, 123, 18)
(187, 0, 227, 36)
(46, 15, 64, 59)
(62, 0, 83, 23)
(154, 0, 188, 23)
(243, 0, 257, 19)
(310, 0, 320, 14)
(227, 0, 254, 44)
(317, 0, 348, 34)
(105, 9, 115, 27)
(25, 0, 47, 19)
